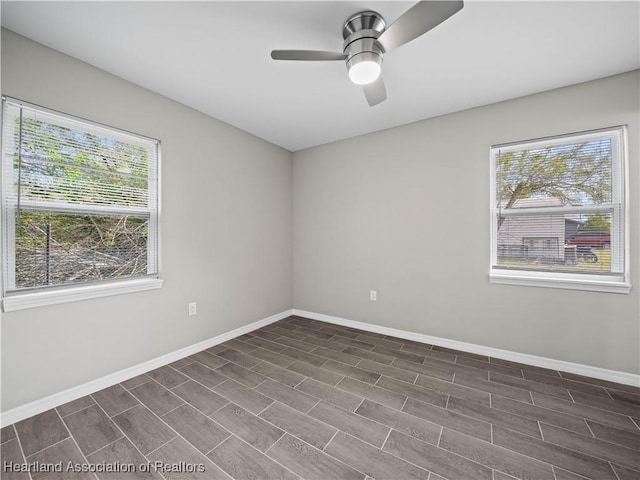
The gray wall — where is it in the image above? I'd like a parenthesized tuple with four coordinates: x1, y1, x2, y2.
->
(293, 70, 640, 374)
(1, 29, 293, 411)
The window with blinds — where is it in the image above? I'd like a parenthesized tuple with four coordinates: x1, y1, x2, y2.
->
(2, 97, 159, 296)
(489, 127, 629, 292)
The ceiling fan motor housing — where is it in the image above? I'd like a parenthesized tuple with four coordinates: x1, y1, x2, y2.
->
(342, 11, 386, 75)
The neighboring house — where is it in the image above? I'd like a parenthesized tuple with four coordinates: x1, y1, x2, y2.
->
(565, 217, 582, 237)
(497, 197, 582, 261)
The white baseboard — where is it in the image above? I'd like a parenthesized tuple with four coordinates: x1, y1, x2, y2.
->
(292, 309, 640, 388)
(4, 307, 637, 427)
(1, 309, 293, 427)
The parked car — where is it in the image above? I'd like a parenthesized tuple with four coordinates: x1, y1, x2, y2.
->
(566, 231, 610, 248)
(576, 246, 598, 263)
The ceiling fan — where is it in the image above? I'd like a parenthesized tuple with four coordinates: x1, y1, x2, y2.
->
(271, 1, 464, 107)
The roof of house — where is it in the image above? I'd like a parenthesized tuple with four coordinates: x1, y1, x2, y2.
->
(499, 196, 566, 209)
(499, 197, 584, 224)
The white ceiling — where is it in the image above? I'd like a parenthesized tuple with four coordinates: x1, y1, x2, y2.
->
(2, 1, 638, 152)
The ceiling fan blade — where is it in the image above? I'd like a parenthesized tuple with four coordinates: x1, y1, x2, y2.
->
(377, 1, 463, 52)
(271, 50, 347, 61)
(363, 76, 387, 106)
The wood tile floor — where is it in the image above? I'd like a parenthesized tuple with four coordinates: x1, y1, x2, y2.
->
(2, 316, 639, 480)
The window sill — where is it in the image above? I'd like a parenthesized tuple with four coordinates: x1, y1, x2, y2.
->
(489, 271, 630, 294)
(2, 277, 164, 312)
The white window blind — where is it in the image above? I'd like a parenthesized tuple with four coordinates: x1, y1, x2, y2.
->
(490, 127, 628, 292)
(2, 97, 159, 295)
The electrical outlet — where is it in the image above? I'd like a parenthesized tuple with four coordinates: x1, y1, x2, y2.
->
(188, 302, 197, 316)
(370, 290, 377, 301)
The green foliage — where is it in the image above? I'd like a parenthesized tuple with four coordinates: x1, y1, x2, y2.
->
(579, 213, 611, 232)
(15, 117, 149, 207)
(15, 211, 148, 288)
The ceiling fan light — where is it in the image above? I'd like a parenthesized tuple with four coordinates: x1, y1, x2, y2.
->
(346, 52, 382, 85)
(349, 61, 381, 85)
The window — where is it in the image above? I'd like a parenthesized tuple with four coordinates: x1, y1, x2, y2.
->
(490, 126, 629, 293)
(2, 97, 161, 311)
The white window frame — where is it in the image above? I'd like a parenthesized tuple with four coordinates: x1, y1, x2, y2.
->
(1, 97, 163, 311)
(489, 126, 630, 294)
